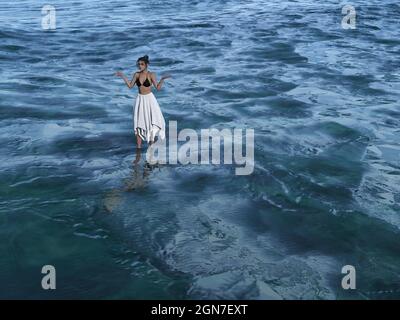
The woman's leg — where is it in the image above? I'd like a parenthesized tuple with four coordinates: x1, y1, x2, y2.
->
(136, 134, 142, 149)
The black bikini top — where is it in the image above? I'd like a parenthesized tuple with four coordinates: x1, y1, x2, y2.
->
(136, 73, 151, 87)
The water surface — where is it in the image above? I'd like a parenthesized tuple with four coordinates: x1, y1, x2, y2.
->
(0, 0, 400, 299)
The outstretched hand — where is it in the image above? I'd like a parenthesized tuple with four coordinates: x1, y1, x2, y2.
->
(161, 74, 172, 80)
(115, 71, 123, 77)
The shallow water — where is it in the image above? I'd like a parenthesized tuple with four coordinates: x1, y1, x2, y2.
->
(0, 0, 399, 299)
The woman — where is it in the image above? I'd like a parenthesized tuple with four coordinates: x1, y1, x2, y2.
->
(115, 55, 170, 149)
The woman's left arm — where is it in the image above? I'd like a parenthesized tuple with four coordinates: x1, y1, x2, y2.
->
(150, 72, 171, 91)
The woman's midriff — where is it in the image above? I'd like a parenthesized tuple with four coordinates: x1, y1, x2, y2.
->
(138, 91, 152, 96)
(138, 88, 152, 95)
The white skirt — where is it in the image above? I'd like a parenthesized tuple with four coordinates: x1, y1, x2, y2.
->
(133, 92, 166, 143)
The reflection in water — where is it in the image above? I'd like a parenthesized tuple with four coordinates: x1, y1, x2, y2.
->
(2, 0, 400, 299)
(103, 147, 160, 213)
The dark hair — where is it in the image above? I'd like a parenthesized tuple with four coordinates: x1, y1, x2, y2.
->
(137, 55, 150, 65)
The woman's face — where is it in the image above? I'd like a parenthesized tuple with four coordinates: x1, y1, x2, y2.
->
(137, 60, 147, 71)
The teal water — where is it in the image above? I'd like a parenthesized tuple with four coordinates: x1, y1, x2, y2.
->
(0, 0, 400, 299)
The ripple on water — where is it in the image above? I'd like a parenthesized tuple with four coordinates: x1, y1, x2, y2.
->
(1, 0, 400, 299)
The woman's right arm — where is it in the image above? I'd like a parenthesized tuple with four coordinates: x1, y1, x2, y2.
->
(115, 71, 136, 89)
